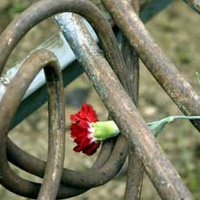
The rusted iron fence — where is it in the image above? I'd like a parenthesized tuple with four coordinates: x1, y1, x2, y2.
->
(0, 0, 199, 199)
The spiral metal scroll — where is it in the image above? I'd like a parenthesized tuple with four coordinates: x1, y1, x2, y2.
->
(0, 0, 199, 199)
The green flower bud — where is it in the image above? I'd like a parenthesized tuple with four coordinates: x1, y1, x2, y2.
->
(92, 120, 120, 141)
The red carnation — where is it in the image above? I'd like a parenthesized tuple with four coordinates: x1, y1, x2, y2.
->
(70, 103, 120, 155)
(70, 103, 100, 155)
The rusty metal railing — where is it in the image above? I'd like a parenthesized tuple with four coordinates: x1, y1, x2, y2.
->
(0, 0, 199, 199)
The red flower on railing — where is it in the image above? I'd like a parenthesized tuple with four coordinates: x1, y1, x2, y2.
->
(70, 103, 120, 155)
(70, 103, 200, 155)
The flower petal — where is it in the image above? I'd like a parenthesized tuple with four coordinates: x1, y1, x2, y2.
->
(76, 142, 100, 155)
(70, 103, 98, 123)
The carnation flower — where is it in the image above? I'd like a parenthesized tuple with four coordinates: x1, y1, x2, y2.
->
(70, 103, 120, 155)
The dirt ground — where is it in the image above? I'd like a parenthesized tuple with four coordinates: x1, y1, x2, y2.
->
(0, 0, 200, 199)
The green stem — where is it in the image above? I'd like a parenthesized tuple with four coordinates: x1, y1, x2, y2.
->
(147, 115, 200, 137)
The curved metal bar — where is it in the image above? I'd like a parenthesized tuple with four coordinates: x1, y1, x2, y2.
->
(0, 49, 65, 199)
(121, 35, 143, 199)
(7, 134, 126, 188)
(0, 0, 125, 79)
(37, 50, 65, 200)
(0, 2, 126, 197)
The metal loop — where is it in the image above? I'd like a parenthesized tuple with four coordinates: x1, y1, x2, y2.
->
(0, 49, 65, 199)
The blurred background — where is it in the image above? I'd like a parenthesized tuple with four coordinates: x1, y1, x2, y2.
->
(0, 0, 200, 199)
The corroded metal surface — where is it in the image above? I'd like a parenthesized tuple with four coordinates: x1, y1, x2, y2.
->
(0, 0, 198, 199)
(0, 49, 65, 199)
(102, 0, 200, 131)
(0, 1, 128, 198)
